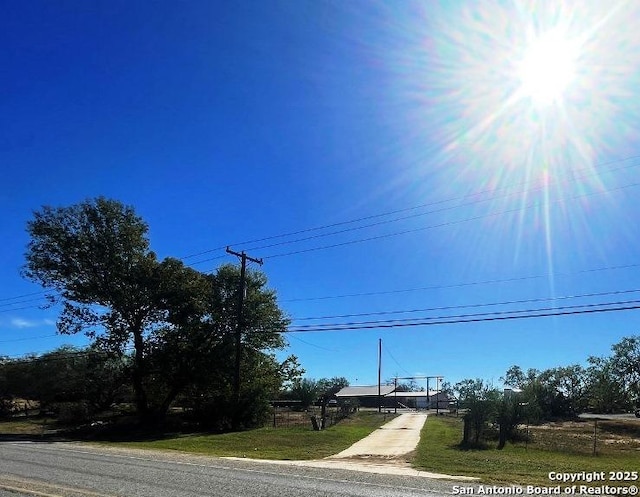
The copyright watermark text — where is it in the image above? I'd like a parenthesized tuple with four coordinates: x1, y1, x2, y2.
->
(452, 485, 638, 495)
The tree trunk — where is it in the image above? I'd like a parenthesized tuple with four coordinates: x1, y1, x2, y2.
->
(158, 384, 185, 421)
(497, 421, 507, 449)
(132, 326, 149, 422)
(462, 416, 471, 444)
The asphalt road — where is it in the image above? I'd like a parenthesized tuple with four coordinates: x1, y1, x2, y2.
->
(0, 442, 461, 497)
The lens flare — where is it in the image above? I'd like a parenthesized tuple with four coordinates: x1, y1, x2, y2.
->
(518, 29, 578, 105)
(357, 1, 640, 278)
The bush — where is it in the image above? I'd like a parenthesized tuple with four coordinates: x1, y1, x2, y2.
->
(0, 398, 14, 419)
(339, 398, 359, 416)
(54, 401, 90, 425)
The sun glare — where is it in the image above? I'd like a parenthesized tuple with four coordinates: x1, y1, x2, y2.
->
(518, 30, 578, 105)
(375, 1, 640, 275)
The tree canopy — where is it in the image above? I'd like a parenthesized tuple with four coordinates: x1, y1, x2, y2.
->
(22, 197, 293, 426)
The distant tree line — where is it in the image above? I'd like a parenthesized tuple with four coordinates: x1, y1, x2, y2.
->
(280, 376, 350, 409)
(445, 335, 640, 449)
(1, 197, 303, 431)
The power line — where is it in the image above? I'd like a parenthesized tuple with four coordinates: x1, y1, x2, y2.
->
(0, 304, 51, 314)
(383, 343, 412, 376)
(0, 334, 58, 344)
(187, 178, 640, 265)
(3, 289, 636, 344)
(292, 298, 640, 329)
(281, 263, 640, 303)
(287, 333, 339, 352)
(2, 302, 637, 359)
(289, 288, 640, 321)
(263, 181, 640, 259)
(179, 153, 640, 262)
(286, 301, 640, 333)
(0, 297, 49, 308)
(6, 265, 638, 319)
(0, 290, 48, 303)
(210, 164, 640, 258)
(2, 289, 635, 342)
(3, 160, 639, 304)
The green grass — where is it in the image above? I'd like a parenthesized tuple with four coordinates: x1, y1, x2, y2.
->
(0, 417, 54, 435)
(96, 411, 395, 460)
(413, 416, 640, 485)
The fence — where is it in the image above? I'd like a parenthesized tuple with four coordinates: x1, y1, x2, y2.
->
(268, 403, 344, 429)
(526, 418, 640, 456)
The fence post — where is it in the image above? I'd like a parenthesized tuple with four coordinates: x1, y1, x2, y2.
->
(592, 419, 598, 456)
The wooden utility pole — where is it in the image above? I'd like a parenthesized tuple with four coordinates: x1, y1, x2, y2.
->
(226, 247, 263, 406)
(426, 377, 430, 409)
(394, 377, 397, 414)
(378, 338, 382, 413)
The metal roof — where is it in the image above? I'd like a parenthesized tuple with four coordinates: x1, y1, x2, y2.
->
(335, 385, 396, 397)
(386, 390, 446, 398)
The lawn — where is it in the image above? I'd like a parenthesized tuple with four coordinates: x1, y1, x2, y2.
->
(0, 417, 56, 436)
(414, 415, 640, 485)
(95, 411, 395, 460)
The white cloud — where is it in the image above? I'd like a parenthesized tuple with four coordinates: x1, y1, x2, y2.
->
(9, 318, 56, 329)
(10, 318, 36, 328)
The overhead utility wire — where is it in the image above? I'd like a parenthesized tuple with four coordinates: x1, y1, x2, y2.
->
(263, 181, 640, 259)
(4, 156, 639, 304)
(0, 297, 50, 308)
(287, 333, 339, 352)
(0, 334, 58, 344)
(183, 154, 640, 264)
(281, 262, 640, 303)
(3, 159, 639, 303)
(287, 298, 640, 330)
(4, 172, 639, 308)
(4, 302, 636, 350)
(290, 288, 640, 321)
(5, 264, 639, 319)
(383, 343, 412, 376)
(286, 302, 640, 333)
(221, 163, 640, 257)
(4, 289, 637, 344)
(2, 301, 637, 361)
(189, 175, 640, 266)
(0, 290, 48, 302)
(0, 304, 52, 314)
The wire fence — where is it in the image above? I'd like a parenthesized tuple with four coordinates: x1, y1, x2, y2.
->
(527, 418, 640, 456)
(268, 404, 345, 430)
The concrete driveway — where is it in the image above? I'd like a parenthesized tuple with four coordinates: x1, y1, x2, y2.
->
(257, 411, 478, 480)
(329, 411, 428, 458)
(228, 411, 477, 480)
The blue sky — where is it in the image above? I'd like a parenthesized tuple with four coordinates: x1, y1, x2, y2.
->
(2, 1, 640, 389)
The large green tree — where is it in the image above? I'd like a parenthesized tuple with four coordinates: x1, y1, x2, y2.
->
(145, 263, 294, 427)
(23, 198, 208, 420)
(502, 364, 588, 420)
(587, 335, 640, 411)
(585, 356, 628, 413)
(608, 336, 640, 406)
(24, 198, 294, 425)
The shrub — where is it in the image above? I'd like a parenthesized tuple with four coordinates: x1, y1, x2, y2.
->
(54, 401, 90, 425)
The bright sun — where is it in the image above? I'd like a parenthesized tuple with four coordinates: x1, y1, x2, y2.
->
(518, 29, 578, 105)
